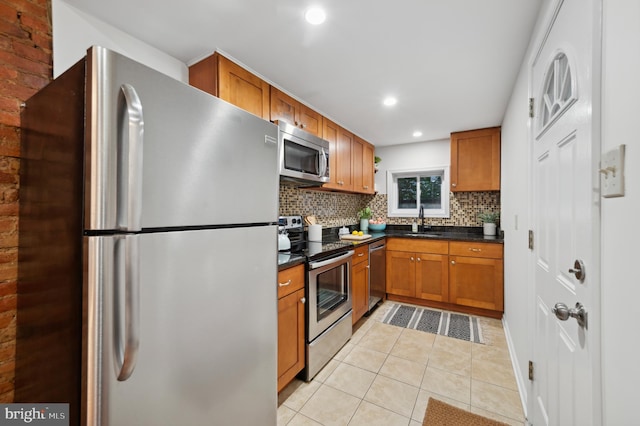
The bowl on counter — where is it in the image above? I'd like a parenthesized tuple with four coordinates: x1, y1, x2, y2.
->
(367, 223, 386, 232)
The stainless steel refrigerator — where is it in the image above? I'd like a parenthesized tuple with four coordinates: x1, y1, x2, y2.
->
(16, 46, 279, 426)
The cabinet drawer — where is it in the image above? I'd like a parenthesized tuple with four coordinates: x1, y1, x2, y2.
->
(386, 238, 448, 254)
(278, 264, 305, 299)
(449, 241, 503, 259)
(353, 244, 369, 265)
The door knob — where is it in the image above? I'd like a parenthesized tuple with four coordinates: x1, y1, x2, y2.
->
(552, 302, 588, 328)
(568, 259, 585, 282)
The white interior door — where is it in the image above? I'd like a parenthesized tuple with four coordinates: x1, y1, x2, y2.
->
(530, 0, 601, 424)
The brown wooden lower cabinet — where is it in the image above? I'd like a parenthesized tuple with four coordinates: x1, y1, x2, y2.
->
(351, 245, 370, 325)
(386, 238, 449, 303)
(385, 238, 504, 318)
(277, 264, 305, 392)
(449, 241, 504, 312)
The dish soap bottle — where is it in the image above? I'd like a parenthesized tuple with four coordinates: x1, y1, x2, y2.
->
(412, 222, 418, 233)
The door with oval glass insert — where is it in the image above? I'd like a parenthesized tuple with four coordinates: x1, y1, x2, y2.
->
(529, 0, 601, 424)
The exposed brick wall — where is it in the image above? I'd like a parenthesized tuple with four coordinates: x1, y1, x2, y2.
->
(0, 0, 52, 402)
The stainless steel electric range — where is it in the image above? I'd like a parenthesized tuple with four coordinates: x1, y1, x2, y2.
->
(278, 216, 354, 381)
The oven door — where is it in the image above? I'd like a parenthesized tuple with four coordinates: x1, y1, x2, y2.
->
(307, 250, 353, 342)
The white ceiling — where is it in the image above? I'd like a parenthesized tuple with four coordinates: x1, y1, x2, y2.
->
(62, 0, 542, 146)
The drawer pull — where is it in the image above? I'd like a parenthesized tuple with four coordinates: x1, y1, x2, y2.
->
(358, 253, 365, 257)
(278, 279, 292, 287)
(468, 248, 482, 252)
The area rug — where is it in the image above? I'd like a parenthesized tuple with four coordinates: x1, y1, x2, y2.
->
(381, 303, 484, 344)
(423, 398, 508, 426)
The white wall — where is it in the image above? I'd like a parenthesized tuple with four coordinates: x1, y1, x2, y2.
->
(52, 0, 188, 81)
(373, 139, 450, 194)
(499, 48, 533, 414)
(600, 1, 640, 423)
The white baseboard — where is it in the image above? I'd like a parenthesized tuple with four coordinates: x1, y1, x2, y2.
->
(502, 316, 530, 425)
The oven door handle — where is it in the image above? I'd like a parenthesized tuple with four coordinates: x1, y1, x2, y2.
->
(308, 250, 354, 270)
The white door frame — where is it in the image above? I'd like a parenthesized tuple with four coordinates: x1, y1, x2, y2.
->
(526, 0, 603, 423)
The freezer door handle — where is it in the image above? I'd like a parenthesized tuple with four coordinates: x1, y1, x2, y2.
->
(114, 235, 140, 381)
(117, 84, 144, 232)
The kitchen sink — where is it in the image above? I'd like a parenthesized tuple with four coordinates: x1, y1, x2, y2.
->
(405, 233, 443, 238)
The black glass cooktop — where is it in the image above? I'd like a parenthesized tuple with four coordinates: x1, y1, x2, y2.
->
(285, 239, 353, 261)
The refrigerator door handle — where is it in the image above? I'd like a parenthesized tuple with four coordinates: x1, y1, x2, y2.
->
(114, 235, 140, 381)
(117, 84, 144, 232)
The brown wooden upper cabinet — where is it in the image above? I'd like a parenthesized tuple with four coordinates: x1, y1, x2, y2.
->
(322, 118, 353, 191)
(353, 136, 375, 195)
(189, 53, 270, 120)
(450, 127, 501, 192)
(189, 53, 376, 195)
(270, 87, 322, 137)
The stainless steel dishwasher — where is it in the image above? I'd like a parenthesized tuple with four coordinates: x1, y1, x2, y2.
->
(368, 239, 386, 312)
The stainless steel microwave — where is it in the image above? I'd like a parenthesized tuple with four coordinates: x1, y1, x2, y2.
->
(277, 121, 330, 186)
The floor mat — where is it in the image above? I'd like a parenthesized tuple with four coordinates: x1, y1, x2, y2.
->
(381, 303, 484, 344)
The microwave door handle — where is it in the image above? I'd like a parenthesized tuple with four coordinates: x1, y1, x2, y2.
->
(319, 148, 328, 178)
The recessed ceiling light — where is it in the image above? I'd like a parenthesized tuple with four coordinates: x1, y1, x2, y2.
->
(305, 7, 326, 25)
(413, 131, 423, 138)
(383, 97, 397, 107)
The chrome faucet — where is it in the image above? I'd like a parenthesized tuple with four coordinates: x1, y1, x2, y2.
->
(419, 205, 424, 232)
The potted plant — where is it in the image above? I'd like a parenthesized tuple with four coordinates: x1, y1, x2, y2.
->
(357, 207, 372, 232)
(478, 211, 500, 236)
(374, 156, 382, 170)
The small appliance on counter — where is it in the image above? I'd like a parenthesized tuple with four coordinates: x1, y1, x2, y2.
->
(278, 226, 291, 251)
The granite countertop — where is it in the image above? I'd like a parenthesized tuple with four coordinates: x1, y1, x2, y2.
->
(337, 225, 504, 246)
(381, 229, 504, 244)
(278, 252, 306, 271)
(277, 225, 504, 270)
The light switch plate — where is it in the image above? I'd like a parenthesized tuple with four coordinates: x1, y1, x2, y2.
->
(600, 144, 625, 198)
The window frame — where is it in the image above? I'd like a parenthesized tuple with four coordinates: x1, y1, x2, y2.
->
(386, 166, 450, 218)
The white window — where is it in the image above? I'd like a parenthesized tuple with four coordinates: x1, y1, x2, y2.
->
(387, 166, 450, 218)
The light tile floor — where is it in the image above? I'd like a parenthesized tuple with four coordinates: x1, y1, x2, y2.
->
(278, 302, 525, 426)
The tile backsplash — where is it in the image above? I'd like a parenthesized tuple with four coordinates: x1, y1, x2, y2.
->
(279, 185, 501, 227)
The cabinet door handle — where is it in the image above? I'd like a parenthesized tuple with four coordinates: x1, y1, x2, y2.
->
(451, 260, 456, 265)
(363, 185, 369, 189)
(417, 257, 421, 262)
(358, 253, 364, 257)
(452, 183, 457, 187)
(468, 248, 482, 252)
(300, 297, 306, 304)
(410, 257, 414, 261)
(278, 279, 292, 287)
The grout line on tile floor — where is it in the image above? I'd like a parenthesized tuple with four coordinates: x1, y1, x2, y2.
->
(278, 302, 525, 426)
